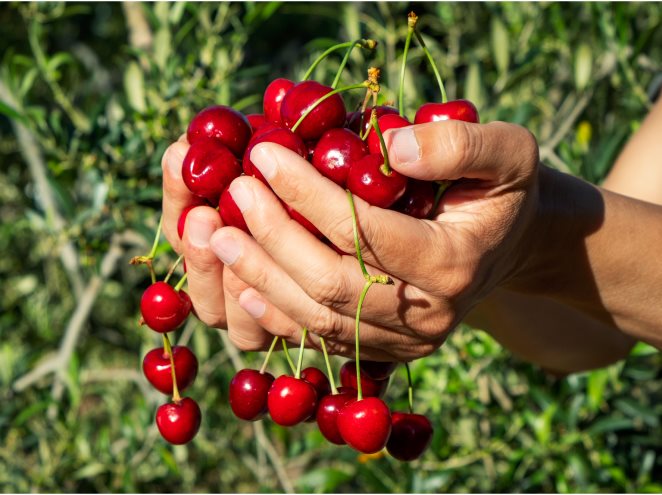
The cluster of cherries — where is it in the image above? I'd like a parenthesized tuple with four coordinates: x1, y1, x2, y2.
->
(135, 12, 479, 459)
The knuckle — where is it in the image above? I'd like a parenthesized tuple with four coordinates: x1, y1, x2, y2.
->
(223, 269, 249, 300)
(304, 306, 344, 341)
(194, 304, 227, 328)
(229, 332, 265, 351)
(305, 270, 351, 309)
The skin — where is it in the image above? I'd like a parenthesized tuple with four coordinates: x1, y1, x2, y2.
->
(161, 98, 662, 369)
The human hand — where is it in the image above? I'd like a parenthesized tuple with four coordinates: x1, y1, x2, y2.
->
(207, 119, 540, 361)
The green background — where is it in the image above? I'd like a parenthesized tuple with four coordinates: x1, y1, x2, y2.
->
(2, 2, 662, 492)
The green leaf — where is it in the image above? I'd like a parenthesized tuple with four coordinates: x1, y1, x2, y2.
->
(124, 61, 146, 113)
(574, 43, 592, 91)
(296, 467, 352, 493)
(491, 17, 510, 75)
(0, 99, 25, 122)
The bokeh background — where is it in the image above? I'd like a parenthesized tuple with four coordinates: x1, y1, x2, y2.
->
(2, 2, 662, 492)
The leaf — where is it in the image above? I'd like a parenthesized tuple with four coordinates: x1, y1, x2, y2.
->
(154, 27, 172, 71)
(124, 61, 146, 113)
(296, 467, 352, 493)
(0, 99, 25, 122)
(465, 62, 484, 110)
(587, 368, 609, 412)
(491, 17, 510, 75)
(574, 43, 592, 91)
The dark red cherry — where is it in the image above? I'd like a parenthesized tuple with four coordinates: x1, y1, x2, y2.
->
(346, 154, 408, 208)
(267, 375, 318, 426)
(283, 203, 322, 238)
(229, 369, 275, 421)
(337, 397, 392, 454)
(301, 367, 331, 399)
(263, 78, 295, 126)
(246, 113, 268, 132)
(359, 361, 398, 381)
(155, 397, 201, 445)
(367, 114, 411, 155)
(187, 105, 252, 157)
(414, 100, 479, 124)
(339, 360, 389, 398)
(280, 80, 346, 141)
(177, 205, 197, 239)
(142, 346, 199, 395)
(140, 282, 192, 333)
(316, 390, 356, 444)
(250, 122, 280, 141)
(219, 185, 250, 234)
(243, 127, 307, 184)
(391, 179, 436, 219)
(347, 105, 399, 135)
(182, 139, 242, 203)
(386, 412, 434, 461)
(312, 128, 368, 187)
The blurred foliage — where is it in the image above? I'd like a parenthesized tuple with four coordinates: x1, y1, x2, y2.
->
(2, 2, 662, 493)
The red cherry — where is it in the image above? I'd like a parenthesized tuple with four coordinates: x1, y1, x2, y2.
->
(142, 346, 199, 395)
(246, 113, 268, 132)
(337, 397, 392, 454)
(280, 80, 346, 141)
(339, 360, 389, 398)
(140, 282, 192, 333)
(187, 105, 252, 157)
(301, 367, 331, 399)
(359, 360, 398, 381)
(182, 139, 242, 203)
(316, 390, 356, 444)
(347, 105, 399, 135)
(243, 127, 307, 184)
(267, 375, 318, 426)
(250, 122, 280, 141)
(155, 397, 201, 445)
(414, 100, 480, 124)
(312, 128, 368, 187)
(346, 154, 408, 208)
(229, 369, 275, 421)
(219, 185, 250, 234)
(367, 114, 411, 155)
(391, 179, 436, 219)
(177, 202, 212, 239)
(386, 412, 434, 461)
(263, 78, 295, 126)
(284, 203, 322, 238)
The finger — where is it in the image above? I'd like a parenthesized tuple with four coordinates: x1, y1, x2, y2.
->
(248, 143, 441, 284)
(182, 206, 227, 327)
(384, 120, 539, 183)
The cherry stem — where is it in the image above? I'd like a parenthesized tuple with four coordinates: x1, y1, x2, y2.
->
(405, 362, 414, 414)
(303, 39, 376, 83)
(354, 279, 374, 401)
(358, 89, 373, 140)
(281, 339, 296, 374)
(413, 29, 447, 104)
(331, 39, 375, 89)
(291, 82, 368, 133)
(162, 333, 181, 403)
(398, 21, 415, 117)
(259, 335, 279, 374)
(370, 111, 392, 175)
(294, 327, 308, 379)
(319, 337, 338, 395)
(148, 214, 164, 259)
(429, 180, 451, 220)
(163, 253, 184, 284)
(174, 272, 188, 292)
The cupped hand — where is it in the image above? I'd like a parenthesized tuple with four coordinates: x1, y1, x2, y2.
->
(208, 119, 540, 361)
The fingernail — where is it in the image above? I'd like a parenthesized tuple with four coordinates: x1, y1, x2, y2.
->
(250, 143, 278, 180)
(389, 127, 420, 164)
(240, 292, 266, 319)
(229, 181, 254, 212)
(187, 215, 214, 248)
(211, 232, 241, 265)
(166, 145, 185, 179)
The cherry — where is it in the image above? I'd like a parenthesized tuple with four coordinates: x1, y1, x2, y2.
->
(301, 367, 331, 399)
(346, 154, 408, 209)
(312, 128, 368, 187)
(177, 205, 197, 239)
(246, 113, 268, 132)
(347, 105, 399, 135)
(336, 397, 392, 454)
(229, 369, 275, 421)
(250, 122, 280, 141)
(339, 360, 389, 398)
(367, 114, 411, 155)
(263, 78, 295, 126)
(140, 282, 192, 333)
(316, 389, 356, 445)
(155, 397, 201, 445)
(267, 375, 318, 426)
(219, 185, 250, 234)
(280, 80, 346, 141)
(386, 412, 433, 461)
(391, 179, 436, 219)
(182, 139, 242, 204)
(284, 203, 322, 238)
(142, 346, 199, 395)
(243, 127, 307, 184)
(359, 360, 398, 381)
(414, 99, 479, 124)
(187, 105, 252, 157)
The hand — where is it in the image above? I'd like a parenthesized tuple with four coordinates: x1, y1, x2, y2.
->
(207, 120, 540, 361)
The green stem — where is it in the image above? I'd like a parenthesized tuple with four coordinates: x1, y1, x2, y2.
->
(303, 41, 354, 81)
(148, 215, 164, 259)
(429, 180, 451, 220)
(291, 82, 368, 133)
(174, 272, 188, 292)
(398, 26, 414, 117)
(346, 190, 369, 279)
(370, 111, 392, 175)
(163, 253, 185, 284)
(413, 29, 447, 103)
(320, 337, 338, 394)
(405, 362, 414, 414)
(294, 327, 308, 379)
(162, 333, 181, 403)
(354, 280, 374, 401)
(331, 39, 365, 89)
(259, 336, 279, 374)
(281, 340, 296, 374)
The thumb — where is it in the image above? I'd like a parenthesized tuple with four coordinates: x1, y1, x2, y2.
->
(384, 120, 538, 183)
